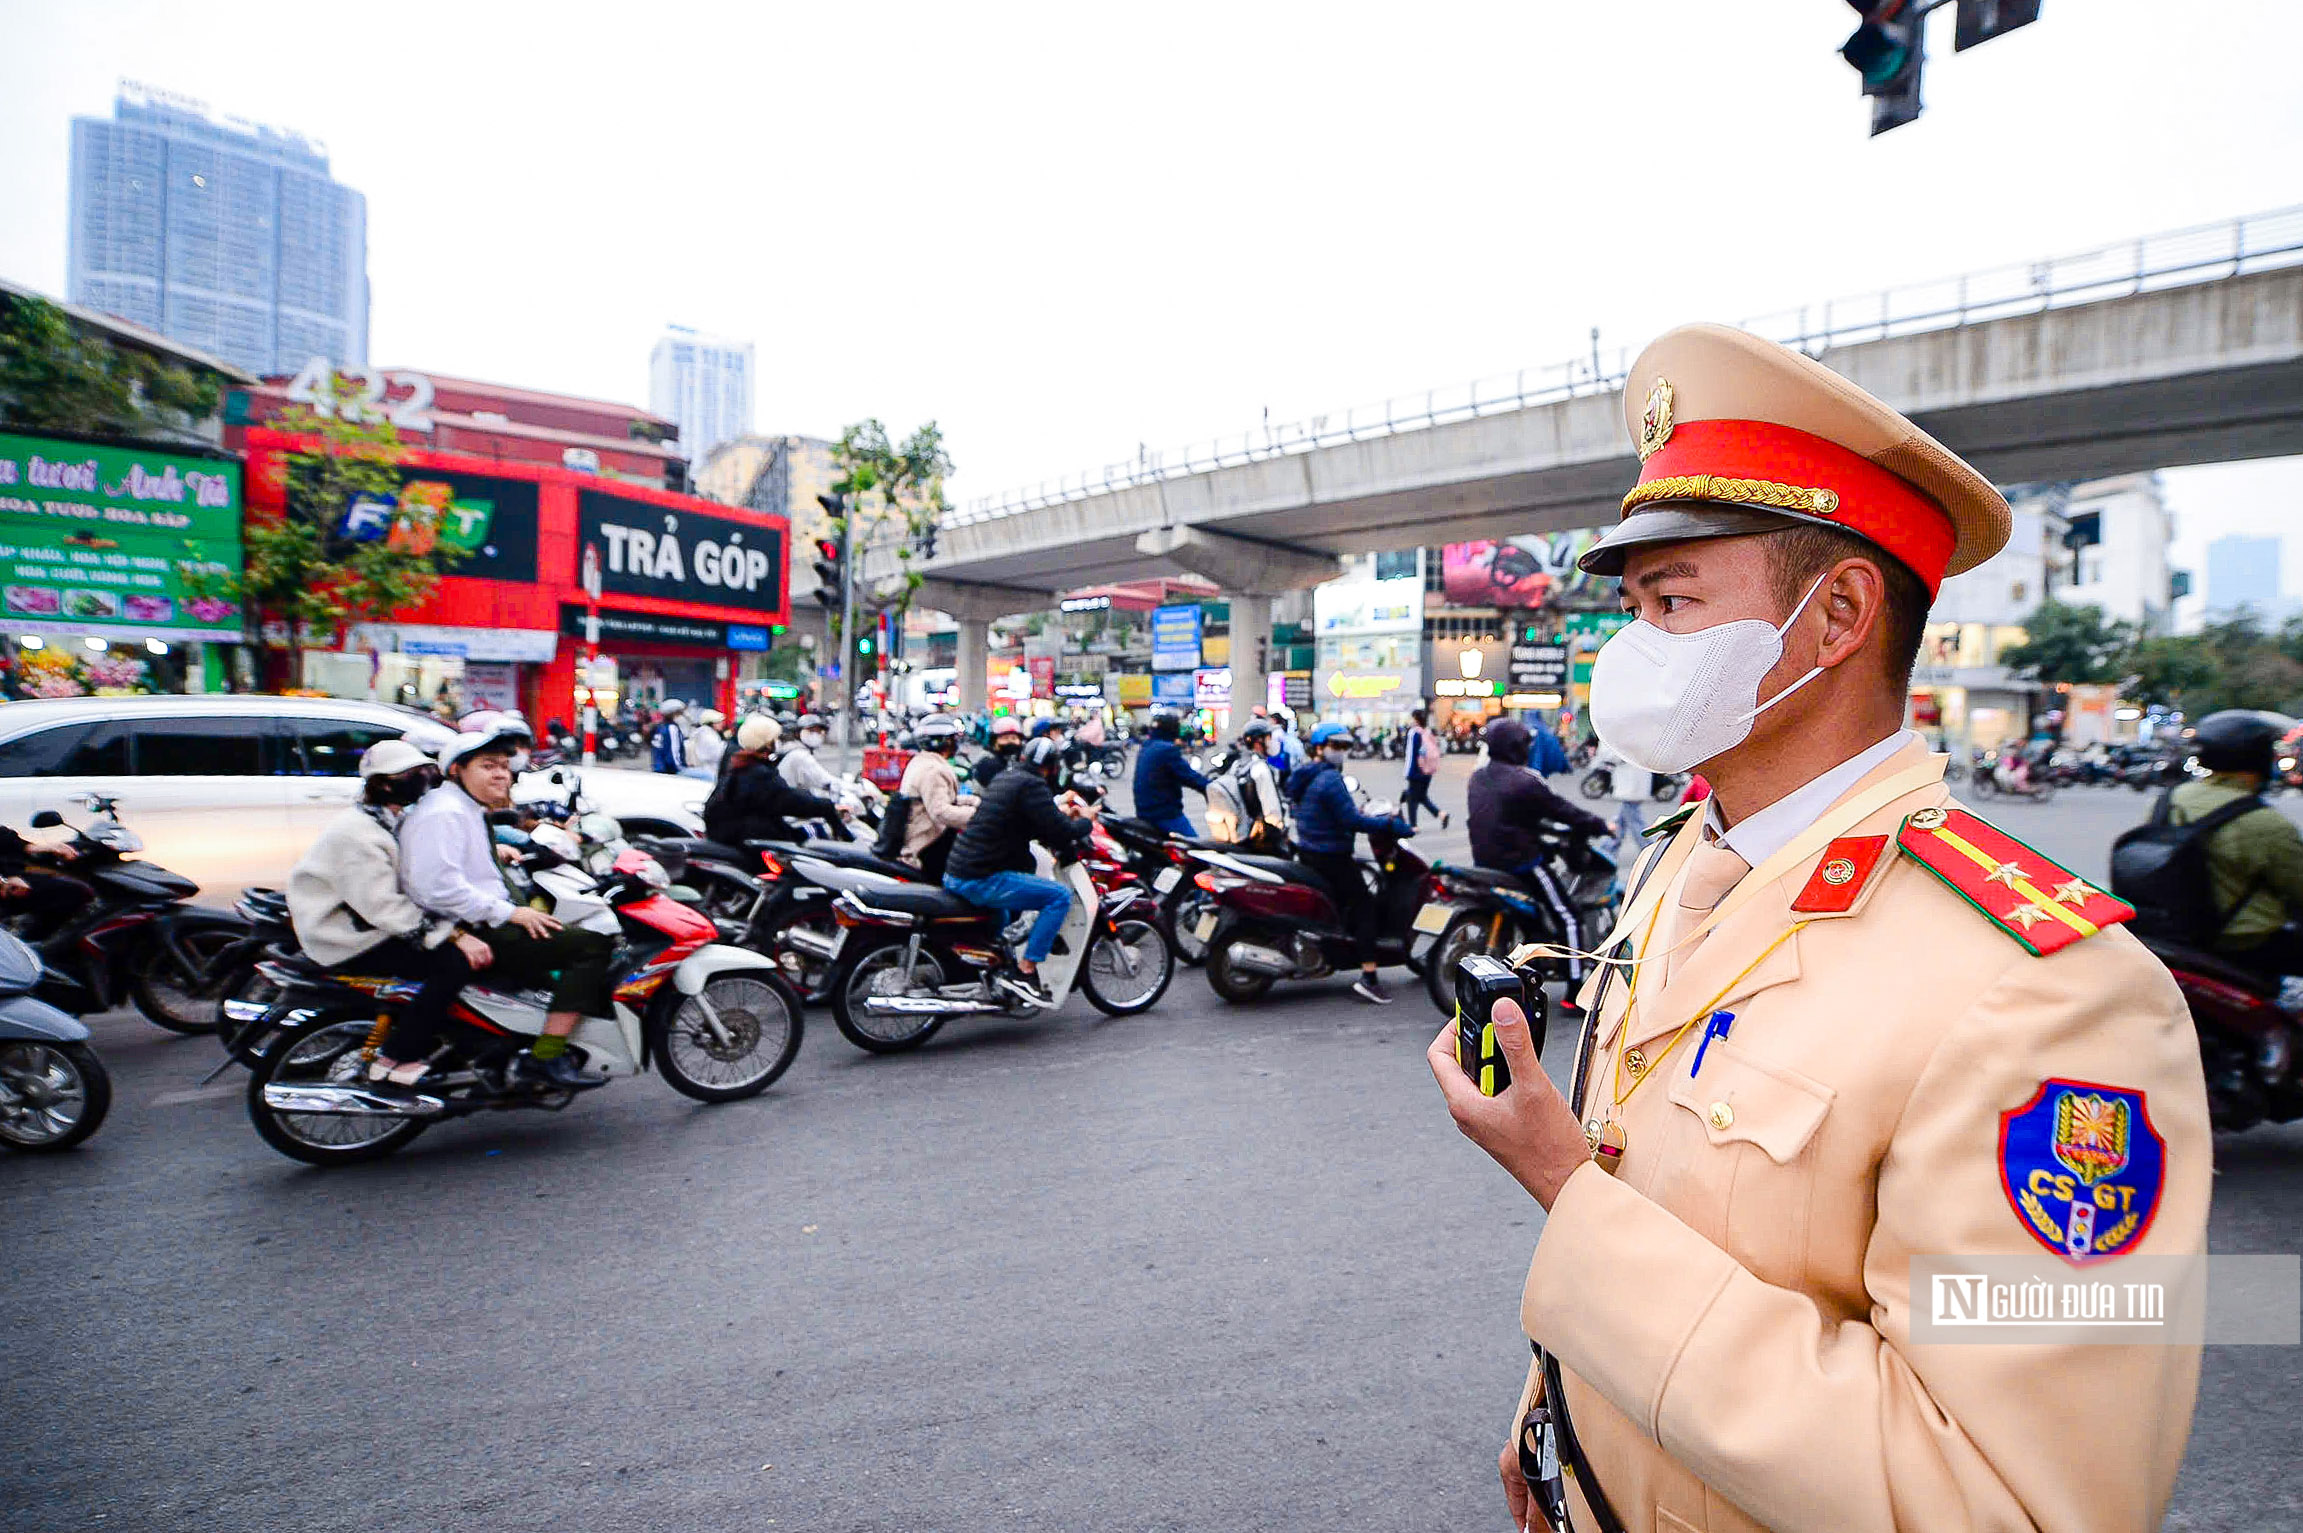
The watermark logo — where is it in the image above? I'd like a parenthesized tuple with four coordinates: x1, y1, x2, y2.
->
(1910, 1255, 2299, 1346)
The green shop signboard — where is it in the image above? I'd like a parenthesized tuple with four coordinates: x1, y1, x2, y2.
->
(0, 432, 244, 639)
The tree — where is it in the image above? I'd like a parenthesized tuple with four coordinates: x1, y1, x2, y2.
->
(829, 418, 952, 618)
(0, 292, 222, 439)
(225, 390, 467, 689)
(1998, 601, 2133, 685)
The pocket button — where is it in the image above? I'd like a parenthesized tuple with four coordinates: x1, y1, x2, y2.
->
(1707, 1101, 1734, 1130)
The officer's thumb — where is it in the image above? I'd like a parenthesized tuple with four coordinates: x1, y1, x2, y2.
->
(1491, 998, 1538, 1070)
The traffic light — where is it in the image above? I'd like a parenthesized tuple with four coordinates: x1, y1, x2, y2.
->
(810, 537, 844, 610)
(1842, 0, 1923, 135)
(920, 522, 938, 561)
(1953, 0, 2040, 51)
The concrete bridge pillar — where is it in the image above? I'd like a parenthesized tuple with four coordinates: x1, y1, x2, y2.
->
(1133, 527, 1338, 734)
(956, 618, 990, 715)
(913, 578, 1057, 718)
(1226, 592, 1272, 730)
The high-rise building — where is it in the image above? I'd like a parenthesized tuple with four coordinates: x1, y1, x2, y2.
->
(2204, 533, 2289, 621)
(2057, 472, 2176, 635)
(648, 327, 753, 467)
(68, 81, 368, 379)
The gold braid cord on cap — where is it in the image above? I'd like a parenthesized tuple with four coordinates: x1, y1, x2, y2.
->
(1622, 475, 1841, 518)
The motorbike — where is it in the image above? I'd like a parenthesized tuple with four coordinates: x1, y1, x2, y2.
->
(1193, 807, 1439, 1004)
(12, 795, 249, 1034)
(1414, 827, 1619, 1015)
(2137, 934, 2303, 1133)
(1969, 750, 2057, 803)
(823, 849, 1173, 1053)
(646, 831, 927, 1002)
(1578, 763, 1686, 802)
(236, 832, 804, 1165)
(0, 927, 111, 1153)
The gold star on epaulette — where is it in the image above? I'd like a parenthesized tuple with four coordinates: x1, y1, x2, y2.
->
(1985, 860, 2029, 888)
(2004, 902, 2049, 930)
(2051, 877, 2096, 908)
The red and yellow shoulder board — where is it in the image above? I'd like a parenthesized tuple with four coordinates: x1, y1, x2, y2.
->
(1897, 806, 2135, 956)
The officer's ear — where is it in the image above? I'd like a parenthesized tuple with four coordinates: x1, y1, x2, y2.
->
(1811, 556, 1889, 671)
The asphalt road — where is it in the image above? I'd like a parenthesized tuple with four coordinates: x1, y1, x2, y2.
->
(4, 754, 2297, 1532)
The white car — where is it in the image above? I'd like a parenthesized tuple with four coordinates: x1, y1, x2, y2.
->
(0, 695, 706, 902)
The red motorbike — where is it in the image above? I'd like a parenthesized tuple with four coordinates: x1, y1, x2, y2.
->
(1193, 825, 1442, 1003)
(2141, 935, 2303, 1132)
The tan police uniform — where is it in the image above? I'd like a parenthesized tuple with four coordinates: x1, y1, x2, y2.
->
(1503, 325, 2211, 1533)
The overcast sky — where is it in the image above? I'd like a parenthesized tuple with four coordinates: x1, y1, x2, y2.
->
(2, 0, 2299, 622)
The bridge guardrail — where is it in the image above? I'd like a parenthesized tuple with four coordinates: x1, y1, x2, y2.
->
(945, 204, 2303, 533)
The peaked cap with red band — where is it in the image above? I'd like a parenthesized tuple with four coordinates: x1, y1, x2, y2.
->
(1578, 323, 2010, 596)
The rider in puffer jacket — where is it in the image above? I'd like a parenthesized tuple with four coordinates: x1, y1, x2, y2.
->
(1283, 722, 1411, 1004)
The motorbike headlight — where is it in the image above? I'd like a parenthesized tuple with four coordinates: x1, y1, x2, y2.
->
(99, 826, 144, 852)
(635, 856, 672, 891)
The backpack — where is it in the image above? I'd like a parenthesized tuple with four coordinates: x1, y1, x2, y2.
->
(873, 793, 914, 861)
(2108, 788, 2271, 943)
(1415, 726, 1442, 777)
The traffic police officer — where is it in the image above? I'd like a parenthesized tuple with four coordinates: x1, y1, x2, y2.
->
(1428, 323, 2209, 1533)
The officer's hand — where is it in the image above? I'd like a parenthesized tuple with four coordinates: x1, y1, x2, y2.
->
(507, 906, 562, 937)
(1500, 1442, 1531, 1531)
(1426, 998, 1589, 1211)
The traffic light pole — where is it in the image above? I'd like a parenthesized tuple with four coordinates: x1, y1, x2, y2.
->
(837, 502, 859, 776)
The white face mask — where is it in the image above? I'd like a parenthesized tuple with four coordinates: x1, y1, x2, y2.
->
(801, 730, 826, 749)
(1588, 572, 1831, 775)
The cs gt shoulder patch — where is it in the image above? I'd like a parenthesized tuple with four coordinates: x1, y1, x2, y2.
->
(1998, 1079, 2165, 1265)
(1897, 805, 2135, 955)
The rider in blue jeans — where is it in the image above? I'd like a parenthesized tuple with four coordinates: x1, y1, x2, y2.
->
(943, 736, 1097, 1008)
(1130, 709, 1210, 837)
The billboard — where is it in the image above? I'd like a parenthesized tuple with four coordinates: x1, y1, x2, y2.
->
(1151, 603, 1203, 671)
(1440, 531, 1604, 609)
(1313, 574, 1422, 635)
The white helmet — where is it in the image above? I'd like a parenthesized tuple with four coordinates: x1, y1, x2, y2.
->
(439, 728, 524, 775)
(358, 738, 433, 778)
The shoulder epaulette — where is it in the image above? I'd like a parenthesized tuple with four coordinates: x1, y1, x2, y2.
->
(1896, 805, 2134, 956)
(1642, 802, 1700, 840)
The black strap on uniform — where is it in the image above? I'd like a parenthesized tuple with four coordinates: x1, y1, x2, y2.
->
(1518, 839, 1673, 1533)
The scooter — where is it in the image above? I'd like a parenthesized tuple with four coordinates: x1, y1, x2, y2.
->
(0, 927, 111, 1153)
(16, 795, 249, 1034)
(2139, 934, 2303, 1133)
(1414, 826, 1618, 1015)
(237, 832, 804, 1165)
(822, 852, 1172, 1053)
(1194, 809, 1441, 1004)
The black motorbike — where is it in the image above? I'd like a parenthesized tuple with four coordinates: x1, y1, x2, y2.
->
(642, 832, 926, 1003)
(1416, 827, 1618, 1014)
(13, 796, 248, 1034)
(0, 926, 112, 1153)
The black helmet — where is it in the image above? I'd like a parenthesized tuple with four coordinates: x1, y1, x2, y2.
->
(1020, 736, 1064, 774)
(1149, 709, 1182, 741)
(1239, 719, 1275, 743)
(1483, 715, 1532, 766)
(2192, 710, 2286, 776)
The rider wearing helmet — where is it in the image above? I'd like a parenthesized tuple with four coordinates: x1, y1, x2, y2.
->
(2164, 709, 2303, 976)
(943, 734, 1098, 1008)
(1467, 715, 1613, 984)
(398, 727, 615, 1089)
(896, 713, 977, 879)
(1131, 708, 1211, 838)
(286, 740, 486, 1088)
(1230, 718, 1291, 850)
(685, 708, 728, 779)
(780, 713, 841, 802)
(1287, 721, 1413, 1004)
(650, 699, 690, 775)
(704, 716, 845, 847)
(973, 715, 1027, 790)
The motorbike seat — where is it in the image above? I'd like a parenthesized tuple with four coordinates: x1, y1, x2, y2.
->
(1229, 853, 1334, 899)
(849, 882, 983, 919)
(2143, 939, 2283, 1000)
(795, 842, 922, 882)
(274, 951, 422, 1002)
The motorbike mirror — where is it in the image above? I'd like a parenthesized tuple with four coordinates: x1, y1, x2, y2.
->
(1343, 774, 1361, 794)
(28, 810, 62, 828)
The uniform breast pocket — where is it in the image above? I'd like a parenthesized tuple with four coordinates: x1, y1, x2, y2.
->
(1664, 1045, 1836, 1280)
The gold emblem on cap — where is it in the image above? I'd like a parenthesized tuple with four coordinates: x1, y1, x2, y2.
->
(1820, 857, 1857, 887)
(1908, 807, 1949, 831)
(1637, 378, 1675, 460)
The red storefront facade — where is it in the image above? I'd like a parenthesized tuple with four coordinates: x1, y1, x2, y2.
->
(238, 425, 789, 726)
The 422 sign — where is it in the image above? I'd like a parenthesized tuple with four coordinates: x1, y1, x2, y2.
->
(283, 357, 436, 433)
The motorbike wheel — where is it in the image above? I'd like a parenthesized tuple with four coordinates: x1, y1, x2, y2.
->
(131, 926, 245, 1034)
(1578, 770, 1608, 800)
(1424, 912, 1516, 1017)
(0, 1040, 111, 1152)
(831, 937, 951, 1053)
(1081, 917, 1174, 1015)
(651, 974, 803, 1102)
(1205, 934, 1275, 1004)
(1165, 888, 1217, 968)
(246, 1017, 428, 1166)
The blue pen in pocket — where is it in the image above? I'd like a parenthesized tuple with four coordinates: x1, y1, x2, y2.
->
(1691, 1010, 1736, 1076)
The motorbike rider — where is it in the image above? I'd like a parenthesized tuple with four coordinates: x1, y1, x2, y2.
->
(780, 713, 839, 797)
(1468, 715, 1614, 987)
(1230, 719, 1291, 851)
(0, 818, 91, 941)
(286, 740, 490, 1088)
(972, 715, 1026, 789)
(685, 709, 728, 780)
(897, 713, 978, 880)
(1132, 709, 1211, 837)
(650, 699, 689, 774)
(2164, 709, 2303, 977)
(399, 728, 617, 1090)
(943, 735, 1097, 1008)
(1286, 721, 1414, 1005)
(705, 716, 848, 846)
